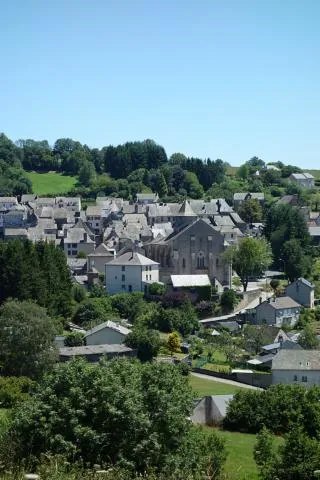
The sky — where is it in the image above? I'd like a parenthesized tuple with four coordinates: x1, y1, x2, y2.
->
(0, 0, 320, 167)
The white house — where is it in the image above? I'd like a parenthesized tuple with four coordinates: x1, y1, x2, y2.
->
(272, 349, 320, 386)
(285, 278, 315, 308)
(105, 251, 159, 295)
(289, 173, 315, 189)
(84, 320, 131, 345)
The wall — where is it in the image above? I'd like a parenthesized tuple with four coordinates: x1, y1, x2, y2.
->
(193, 367, 272, 389)
(88, 254, 113, 274)
(286, 282, 314, 308)
(272, 369, 320, 386)
(85, 328, 126, 345)
(105, 264, 142, 295)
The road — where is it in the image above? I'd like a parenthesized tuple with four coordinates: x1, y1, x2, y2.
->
(191, 372, 262, 390)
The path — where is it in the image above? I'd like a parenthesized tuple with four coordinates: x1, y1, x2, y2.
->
(191, 372, 262, 390)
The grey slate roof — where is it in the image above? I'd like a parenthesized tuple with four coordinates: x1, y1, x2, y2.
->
(233, 192, 265, 201)
(210, 395, 234, 418)
(262, 296, 301, 310)
(84, 320, 131, 338)
(87, 243, 114, 257)
(60, 344, 133, 357)
(272, 349, 320, 370)
(108, 251, 159, 266)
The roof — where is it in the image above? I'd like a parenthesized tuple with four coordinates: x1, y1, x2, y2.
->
(260, 296, 301, 310)
(309, 226, 320, 237)
(262, 342, 280, 351)
(60, 344, 134, 357)
(86, 205, 102, 217)
(107, 251, 159, 266)
(210, 395, 234, 417)
(177, 200, 196, 216)
(272, 349, 320, 370)
(233, 192, 265, 201)
(88, 243, 114, 257)
(287, 277, 315, 289)
(0, 197, 18, 203)
(4, 228, 28, 237)
(84, 320, 131, 338)
(65, 227, 94, 244)
(171, 274, 211, 288)
(291, 173, 315, 180)
(136, 193, 157, 201)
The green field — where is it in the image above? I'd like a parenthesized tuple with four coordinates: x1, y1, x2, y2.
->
(190, 374, 245, 396)
(26, 171, 78, 195)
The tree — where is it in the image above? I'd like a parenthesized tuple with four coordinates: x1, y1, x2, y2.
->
(0, 300, 57, 379)
(254, 426, 275, 472)
(71, 284, 87, 303)
(224, 237, 272, 292)
(78, 161, 96, 187)
(3, 359, 226, 477)
(238, 198, 263, 223)
(167, 331, 181, 355)
(281, 239, 310, 282)
(125, 328, 161, 361)
(220, 289, 238, 313)
(243, 324, 268, 354)
(64, 331, 85, 347)
(298, 325, 319, 350)
(72, 297, 115, 328)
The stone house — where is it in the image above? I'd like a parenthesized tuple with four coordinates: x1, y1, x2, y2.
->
(84, 320, 131, 345)
(105, 251, 159, 295)
(59, 344, 136, 363)
(87, 242, 115, 273)
(285, 278, 315, 308)
(272, 349, 320, 386)
(233, 192, 265, 211)
(86, 205, 102, 235)
(63, 227, 95, 257)
(289, 173, 315, 189)
(250, 296, 301, 327)
(144, 217, 231, 287)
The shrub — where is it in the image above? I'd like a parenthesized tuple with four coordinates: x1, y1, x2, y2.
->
(64, 332, 85, 347)
(0, 377, 35, 408)
(220, 289, 238, 313)
(149, 282, 167, 296)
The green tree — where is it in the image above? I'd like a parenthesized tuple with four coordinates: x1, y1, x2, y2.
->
(238, 198, 263, 223)
(0, 300, 57, 379)
(73, 297, 115, 328)
(220, 289, 238, 313)
(224, 237, 272, 291)
(78, 160, 96, 186)
(125, 328, 161, 361)
(237, 163, 249, 180)
(167, 331, 181, 355)
(243, 325, 268, 354)
(254, 426, 275, 472)
(3, 359, 226, 477)
(71, 284, 87, 303)
(298, 325, 319, 350)
(64, 331, 85, 347)
(281, 239, 310, 282)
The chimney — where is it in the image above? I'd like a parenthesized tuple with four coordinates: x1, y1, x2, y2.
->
(134, 203, 138, 213)
(216, 199, 221, 214)
(259, 296, 262, 304)
(63, 228, 68, 238)
(83, 232, 87, 242)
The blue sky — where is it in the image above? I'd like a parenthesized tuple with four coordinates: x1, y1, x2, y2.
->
(1, 0, 319, 167)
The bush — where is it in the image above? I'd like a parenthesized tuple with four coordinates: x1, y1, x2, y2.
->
(148, 282, 167, 296)
(220, 289, 238, 313)
(0, 377, 35, 408)
(64, 332, 85, 347)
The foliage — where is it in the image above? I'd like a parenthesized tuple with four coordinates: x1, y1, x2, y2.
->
(0, 300, 58, 379)
(224, 237, 272, 291)
(224, 384, 320, 436)
(161, 291, 190, 308)
(125, 328, 161, 362)
(0, 376, 35, 408)
(238, 198, 263, 224)
(0, 240, 72, 317)
(109, 292, 146, 322)
(281, 239, 311, 282)
(72, 297, 115, 328)
(64, 332, 85, 347)
(2, 359, 225, 477)
(255, 427, 320, 480)
(72, 284, 87, 303)
(167, 331, 181, 355)
(298, 325, 319, 349)
(243, 324, 269, 354)
(153, 303, 199, 336)
(220, 289, 238, 313)
(148, 282, 167, 296)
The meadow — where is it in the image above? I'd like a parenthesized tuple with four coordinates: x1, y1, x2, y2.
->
(26, 171, 78, 195)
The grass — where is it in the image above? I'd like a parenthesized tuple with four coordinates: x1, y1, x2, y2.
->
(26, 171, 78, 195)
(190, 375, 245, 396)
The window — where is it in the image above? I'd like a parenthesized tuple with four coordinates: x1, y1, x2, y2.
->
(72, 250, 77, 255)
(122, 274, 125, 281)
(72, 243, 77, 248)
(182, 258, 186, 268)
(173, 250, 179, 260)
(190, 235, 195, 241)
(216, 258, 219, 267)
(293, 375, 298, 382)
(122, 284, 126, 290)
(302, 376, 308, 383)
(208, 235, 212, 241)
(197, 252, 205, 269)
(128, 285, 132, 292)
(122, 266, 125, 272)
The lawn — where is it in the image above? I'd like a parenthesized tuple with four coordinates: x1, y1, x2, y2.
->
(190, 375, 245, 396)
(26, 171, 78, 195)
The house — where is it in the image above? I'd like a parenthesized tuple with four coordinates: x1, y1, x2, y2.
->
(276, 194, 300, 206)
(308, 226, 320, 245)
(59, 344, 136, 363)
(144, 217, 232, 287)
(84, 320, 131, 345)
(233, 192, 265, 210)
(289, 173, 315, 189)
(136, 193, 158, 204)
(86, 205, 102, 235)
(191, 395, 234, 426)
(285, 278, 315, 308)
(250, 296, 301, 327)
(4, 228, 29, 240)
(63, 226, 95, 257)
(272, 349, 320, 386)
(0, 197, 18, 212)
(105, 251, 159, 294)
(87, 243, 115, 273)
